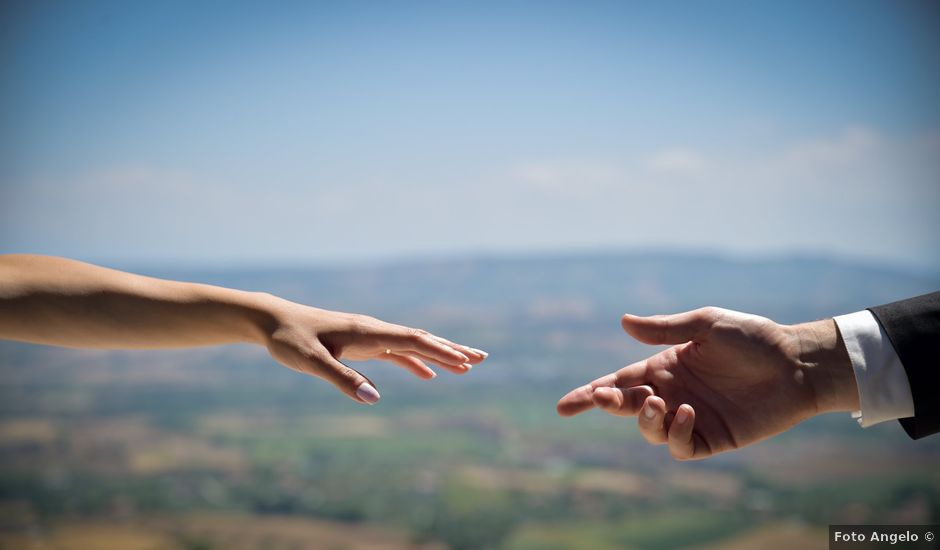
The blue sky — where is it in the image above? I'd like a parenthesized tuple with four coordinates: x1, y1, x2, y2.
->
(2, 0, 939, 269)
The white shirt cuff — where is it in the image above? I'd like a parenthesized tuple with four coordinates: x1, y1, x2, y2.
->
(834, 310, 914, 427)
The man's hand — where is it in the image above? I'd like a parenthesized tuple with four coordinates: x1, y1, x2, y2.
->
(556, 307, 858, 460)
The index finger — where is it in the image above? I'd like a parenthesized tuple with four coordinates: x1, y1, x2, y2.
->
(612, 359, 650, 388)
(429, 334, 488, 364)
(364, 323, 471, 366)
(556, 383, 600, 417)
(556, 359, 650, 417)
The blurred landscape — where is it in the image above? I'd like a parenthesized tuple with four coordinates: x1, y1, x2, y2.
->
(1, 251, 939, 550)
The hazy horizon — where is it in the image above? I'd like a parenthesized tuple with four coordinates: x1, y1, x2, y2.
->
(25, 246, 938, 279)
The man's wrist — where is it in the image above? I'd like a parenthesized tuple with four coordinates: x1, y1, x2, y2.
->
(791, 319, 860, 414)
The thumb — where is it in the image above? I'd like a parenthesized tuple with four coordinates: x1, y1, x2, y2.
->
(312, 350, 382, 405)
(621, 307, 720, 345)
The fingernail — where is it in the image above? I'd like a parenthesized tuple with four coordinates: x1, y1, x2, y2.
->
(644, 406, 656, 419)
(470, 348, 489, 358)
(356, 382, 381, 404)
(461, 362, 473, 371)
(676, 407, 689, 424)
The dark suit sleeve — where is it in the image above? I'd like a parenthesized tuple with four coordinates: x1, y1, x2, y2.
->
(868, 291, 940, 440)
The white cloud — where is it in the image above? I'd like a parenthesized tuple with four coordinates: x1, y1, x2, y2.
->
(781, 126, 881, 169)
(644, 148, 708, 177)
(509, 147, 708, 198)
(511, 160, 625, 195)
(496, 126, 939, 268)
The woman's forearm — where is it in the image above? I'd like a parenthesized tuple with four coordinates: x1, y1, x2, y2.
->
(0, 254, 273, 349)
(0, 254, 487, 403)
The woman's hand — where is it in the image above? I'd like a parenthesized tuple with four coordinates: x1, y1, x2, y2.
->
(262, 296, 487, 404)
(556, 307, 857, 460)
(0, 255, 488, 406)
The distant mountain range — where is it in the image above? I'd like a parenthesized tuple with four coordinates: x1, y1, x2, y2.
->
(140, 251, 940, 326)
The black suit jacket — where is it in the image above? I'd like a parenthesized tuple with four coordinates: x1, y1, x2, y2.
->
(868, 291, 940, 439)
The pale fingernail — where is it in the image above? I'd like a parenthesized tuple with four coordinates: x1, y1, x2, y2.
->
(356, 382, 381, 404)
(461, 362, 473, 371)
(470, 348, 489, 358)
(644, 406, 656, 419)
(676, 407, 689, 425)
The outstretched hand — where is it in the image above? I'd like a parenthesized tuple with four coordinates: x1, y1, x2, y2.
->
(556, 307, 857, 460)
(0, 255, 488, 407)
(264, 298, 487, 404)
